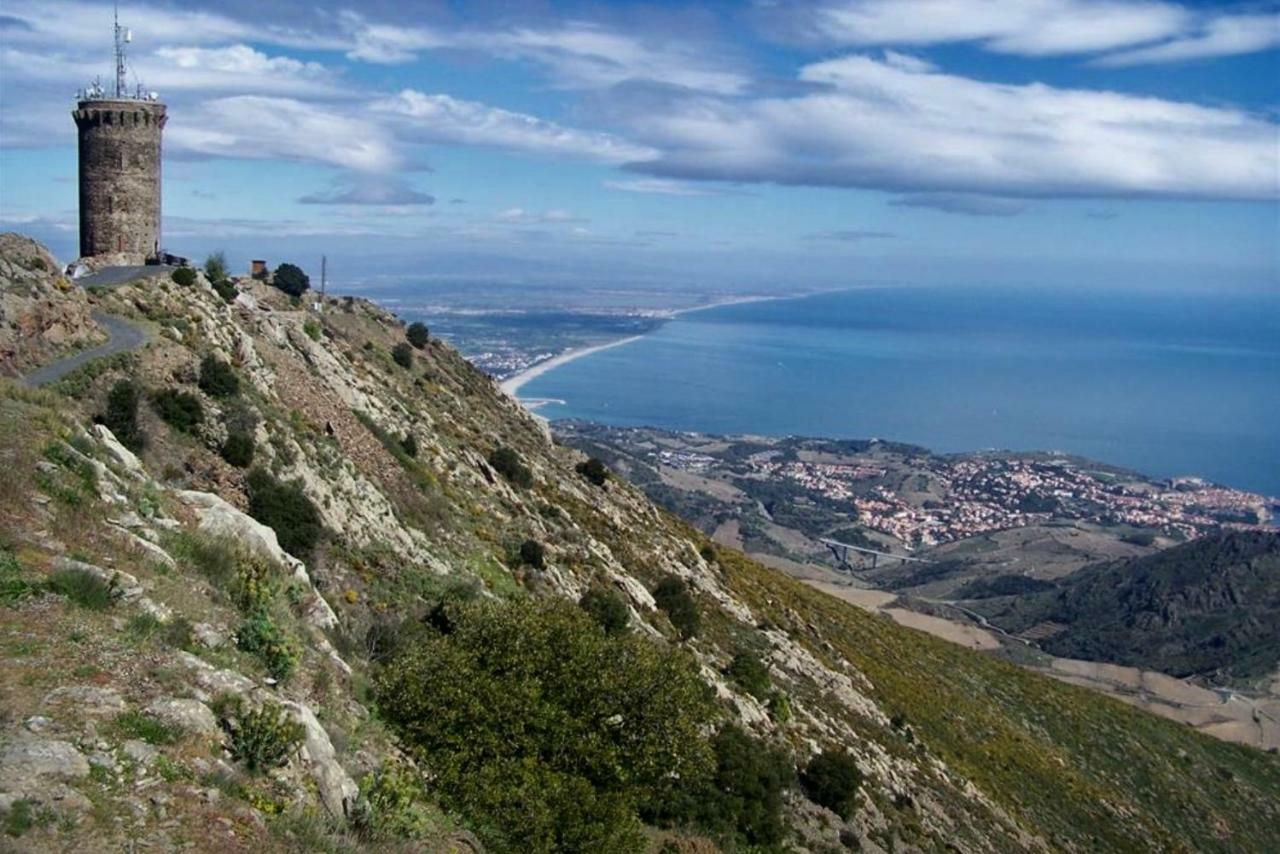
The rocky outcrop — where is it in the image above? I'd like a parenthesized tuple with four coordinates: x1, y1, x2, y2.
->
(0, 232, 102, 376)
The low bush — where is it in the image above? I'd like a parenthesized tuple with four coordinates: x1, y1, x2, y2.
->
(204, 251, 229, 284)
(236, 609, 300, 682)
(518, 539, 545, 569)
(151, 389, 204, 433)
(171, 267, 197, 287)
(800, 750, 863, 819)
(271, 263, 309, 297)
(212, 278, 238, 303)
(303, 319, 322, 341)
(220, 431, 255, 468)
(101, 379, 145, 452)
(392, 342, 414, 369)
(113, 711, 183, 745)
(47, 568, 115, 610)
(727, 651, 772, 700)
(221, 698, 305, 772)
(652, 574, 700, 639)
(354, 761, 442, 841)
(579, 588, 630, 635)
(400, 433, 418, 458)
(406, 322, 430, 349)
(0, 549, 41, 605)
(198, 355, 240, 397)
(488, 446, 533, 488)
(576, 457, 609, 487)
(245, 468, 324, 558)
(376, 598, 717, 854)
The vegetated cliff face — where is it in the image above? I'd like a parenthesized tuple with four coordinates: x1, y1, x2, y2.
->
(0, 233, 104, 377)
(1, 235, 1278, 852)
(982, 531, 1280, 684)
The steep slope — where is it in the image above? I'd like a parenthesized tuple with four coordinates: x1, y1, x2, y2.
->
(1, 236, 1278, 852)
(976, 531, 1280, 684)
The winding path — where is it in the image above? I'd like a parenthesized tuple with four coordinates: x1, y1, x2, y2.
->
(20, 312, 149, 388)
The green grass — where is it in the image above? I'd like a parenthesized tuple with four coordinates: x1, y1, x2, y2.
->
(47, 568, 115, 610)
(717, 547, 1280, 853)
(111, 711, 184, 745)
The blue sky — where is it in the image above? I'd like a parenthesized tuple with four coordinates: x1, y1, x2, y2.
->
(1, 0, 1277, 296)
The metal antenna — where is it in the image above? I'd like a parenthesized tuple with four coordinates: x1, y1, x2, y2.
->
(113, 2, 127, 97)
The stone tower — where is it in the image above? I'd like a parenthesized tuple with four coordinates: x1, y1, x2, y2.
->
(73, 9, 166, 262)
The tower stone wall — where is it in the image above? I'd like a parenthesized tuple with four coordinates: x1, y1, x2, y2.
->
(73, 99, 166, 262)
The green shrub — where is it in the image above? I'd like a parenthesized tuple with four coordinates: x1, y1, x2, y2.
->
(800, 751, 862, 819)
(151, 389, 204, 433)
(728, 651, 772, 700)
(518, 539, 545, 569)
(354, 762, 442, 841)
(303, 319, 322, 341)
(220, 431, 255, 468)
(0, 549, 41, 605)
(2, 799, 41, 838)
(652, 574, 700, 639)
(204, 251, 229, 284)
(126, 612, 163, 641)
(488, 446, 533, 489)
(406, 322, 430, 349)
(101, 379, 145, 452)
(376, 598, 717, 854)
(391, 342, 414, 369)
(245, 468, 324, 558)
(271, 263, 310, 297)
(212, 278, 238, 303)
(47, 568, 115, 610)
(400, 433, 418, 458)
(221, 698, 305, 772)
(198, 355, 240, 397)
(113, 710, 182, 745)
(579, 588, 630, 635)
(171, 267, 197, 287)
(576, 457, 609, 487)
(236, 609, 300, 682)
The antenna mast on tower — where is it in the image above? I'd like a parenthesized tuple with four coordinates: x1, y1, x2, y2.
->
(113, 2, 130, 97)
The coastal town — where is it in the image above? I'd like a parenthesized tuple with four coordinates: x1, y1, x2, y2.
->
(573, 425, 1276, 552)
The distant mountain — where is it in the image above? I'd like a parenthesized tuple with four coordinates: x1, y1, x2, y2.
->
(981, 531, 1280, 684)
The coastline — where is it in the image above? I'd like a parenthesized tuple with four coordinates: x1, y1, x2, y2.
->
(500, 334, 646, 397)
(500, 291, 808, 400)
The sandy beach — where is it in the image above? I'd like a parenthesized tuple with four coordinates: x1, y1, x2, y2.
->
(500, 335, 645, 397)
(500, 293, 794, 400)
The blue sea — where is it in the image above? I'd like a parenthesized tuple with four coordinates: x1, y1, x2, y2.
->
(519, 286, 1280, 496)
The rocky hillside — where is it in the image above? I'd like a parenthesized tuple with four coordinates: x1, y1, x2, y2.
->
(976, 531, 1280, 685)
(0, 234, 103, 378)
(1, 234, 1278, 852)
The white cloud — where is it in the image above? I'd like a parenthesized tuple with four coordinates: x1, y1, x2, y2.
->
(1093, 13, 1280, 65)
(626, 54, 1279, 200)
(604, 178, 734, 196)
(890, 193, 1030, 216)
(341, 14, 747, 93)
(299, 178, 434, 206)
(168, 96, 399, 172)
(372, 90, 656, 163)
(790, 0, 1190, 55)
(495, 208, 584, 224)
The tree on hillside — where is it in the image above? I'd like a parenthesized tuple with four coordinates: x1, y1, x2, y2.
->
(406, 322, 430, 349)
(204, 251, 229, 284)
(272, 263, 310, 297)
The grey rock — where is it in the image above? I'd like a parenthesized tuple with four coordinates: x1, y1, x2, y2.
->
(145, 698, 219, 736)
(50, 556, 143, 600)
(0, 739, 90, 786)
(43, 684, 126, 717)
(123, 740, 159, 767)
(23, 715, 52, 733)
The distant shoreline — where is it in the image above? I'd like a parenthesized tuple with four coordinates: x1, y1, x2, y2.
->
(500, 292, 796, 399)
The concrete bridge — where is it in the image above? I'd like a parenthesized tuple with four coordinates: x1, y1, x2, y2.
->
(818, 537, 933, 572)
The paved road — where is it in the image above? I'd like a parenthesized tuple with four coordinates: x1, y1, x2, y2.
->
(76, 265, 173, 288)
(21, 312, 149, 388)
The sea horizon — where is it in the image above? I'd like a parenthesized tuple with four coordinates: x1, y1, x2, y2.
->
(515, 284, 1280, 498)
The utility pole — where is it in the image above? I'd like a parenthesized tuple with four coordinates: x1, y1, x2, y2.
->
(319, 255, 327, 311)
